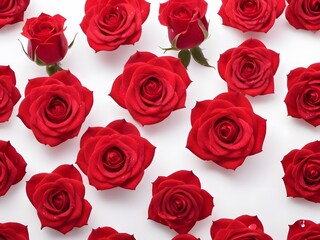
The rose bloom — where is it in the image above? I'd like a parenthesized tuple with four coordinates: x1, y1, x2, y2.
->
(0, 141, 26, 197)
(218, 0, 285, 32)
(218, 39, 279, 97)
(287, 219, 320, 240)
(18, 70, 93, 146)
(286, 0, 320, 30)
(186, 92, 266, 170)
(281, 141, 320, 203)
(148, 170, 214, 234)
(285, 63, 320, 126)
(0, 0, 29, 29)
(80, 0, 150, 51)
(26, 164, 92, 234)
(88, 226, 135, 240)
(210, 215, 272, 239)
(158, 0, 209, 49)
(0, 66, 21, 122)
(110, 51, 191, 125)
(172, 234, 200, 240)
(76, 119, 155, 190)
(0, 222, 29, 240)
(21, 13, 68, 65)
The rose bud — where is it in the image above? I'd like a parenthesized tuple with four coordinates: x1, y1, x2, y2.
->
(21, 13, 69, 66)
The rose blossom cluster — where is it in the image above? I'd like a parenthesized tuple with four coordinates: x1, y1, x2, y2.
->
(0, 0, 319, 239)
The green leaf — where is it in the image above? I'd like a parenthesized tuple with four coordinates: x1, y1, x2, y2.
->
(178, 49, 191, 68)
(190, 46, 213, 68)
(46, 63, 63, 76)
(68, 33, 78, 49)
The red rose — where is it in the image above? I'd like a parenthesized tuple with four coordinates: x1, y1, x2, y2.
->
(0, 141, 26, 196)
(287, 219, 320, 240)
(88, 226, 135, 240)
(218, 0, 285, 32)
(286, 0, 320, 30)
(172, 234, 200, 240)
(281, 141, 320, 203)
(218, 39, 279, 97)
(0, 222, 29, 240)
(26, 164, 92, 234)
(18, 70, 93, 146)
(186, 92, 266, 170)
(110, 51, 191, 125)
(158, 0, 209, 50)
(76, 119, 155, 190)
(0, 0, 29, 29)
(148, 170, 214, 234)
(80, 0, 150, 51)
(21, 13, 68, 65)
(284, 63, 320, 126)
(0, 66, 21, 122)
(210, 215, 272, 239)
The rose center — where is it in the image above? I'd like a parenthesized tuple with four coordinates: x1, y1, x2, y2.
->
(173, 7, 193, 20)
(140, 77, 163, 103)
(169, 194, 187, 214)
(240, 0, 258, 13)
(215, 118, 239, 143)
(46, 96, 70, 123)
(305, 89, 320, 106)
(50, 190, 69, 212)
(310, 0, 320, 11)
(240, 58, 257, 77)
(103, 147, 125, 172)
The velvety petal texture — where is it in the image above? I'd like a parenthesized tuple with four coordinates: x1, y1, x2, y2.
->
(0, 66, 21, 122)
(21, 13, 68, 65)
(88, 226, 136, 240)
(281, 141, 320, 203)
(186, 92, 266, 170)
(148, 170, 214, 234)
(0, 141, 26, 196)
(18, 70, 93, 146)
(0, 0, 29, 29)
(285, 63, 320, 126)
(286, 0, 320, 30)
(158, 0, 209, 49)
(210, 215, 273, 239)
(76, 119, 156, 190)
(218, 39, 279, 96)
(218, 0, 285, 32)
(287, 219, 320, 240)
(80, 0, 150, 51)
(0, 222, 29, 240)
(110, 51, 191, 125)
(26, 164, 92, 234)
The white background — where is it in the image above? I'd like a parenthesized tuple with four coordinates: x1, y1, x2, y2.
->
(1, 0, 320, 239)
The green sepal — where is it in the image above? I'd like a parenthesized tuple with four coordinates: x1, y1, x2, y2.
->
(46, 63, 63, 76)
(178, 49, 191, 68)
(68, 33, 77, 49)
(190, 46, 213, 68)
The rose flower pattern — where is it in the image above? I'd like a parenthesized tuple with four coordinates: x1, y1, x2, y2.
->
(76, 119, 155, 190)
(18, 70, 93, 146)
(0, 222, 29, 240)
(0, 66, 21, 122)
(187, 92, 266, 170)
(88, 226, 135, 240)
(218, 0, 285, 32)
(0, 141, 26, 197)
(287, 219, 320, 239)
(80, 0, 150, 51)
(210, 215, 272, 239)
(110, 51, 191, 125)
(26, 164, 92, 234)
(218, 39, 279, 97)
(285, 63, 320, 126)
(281, 141, 320, 203)
(148, 170, 214, 234)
